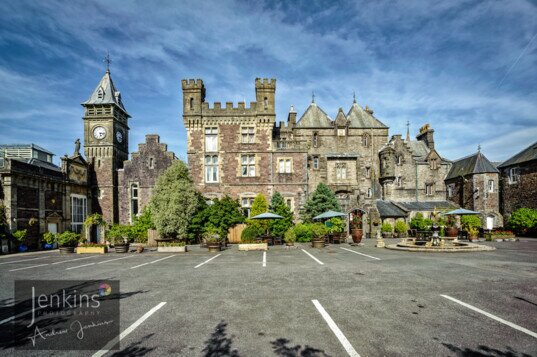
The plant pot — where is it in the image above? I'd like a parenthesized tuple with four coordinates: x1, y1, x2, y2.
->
(115, 244, 129, 253)
(446, 227, 459, 237)
(469, 236, 479, 242)
(158, 245, 187, 252)
(351, 229, 363, 243)
(78, 246, 108, 254)
(59, 246, 75, 254)
(312, 239, 325, 249)
(382, 232, 393, 238)
(18, 244, 28, 252)
(207, 243, 221, 253)
(285, 242, 295, 246)
(396, 233, 407, 238)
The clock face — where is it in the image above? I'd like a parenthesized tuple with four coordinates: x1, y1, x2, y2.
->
(92, 126, 107, 140)
(116, 131, 123, 143)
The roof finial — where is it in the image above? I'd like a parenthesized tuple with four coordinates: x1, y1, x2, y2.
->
(311, 91, 315, 104)
(477, 144, 481, 153)
(353, 91, 356, 104)
(406, 120, 410, 142)
(104, 51, 112, 73)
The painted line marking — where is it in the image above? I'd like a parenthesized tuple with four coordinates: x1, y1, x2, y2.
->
(262, 251, 266, 267)
(97, 255, 134, 264)
(340, 247, 381, 261)
(0, 306, 44, 325)
(51, 256, 98, 265)
(194, 254, 221, 269)
(92, 302, 167, 357)
(312, 300, 360, 357)
(130, 255, 175, 269)
(301, 249, 324, 265)
(441, 294, 537, 339)
(9, 264, 49, 272)
(66, 262, 96, 271)
(0, 257, 49, 266)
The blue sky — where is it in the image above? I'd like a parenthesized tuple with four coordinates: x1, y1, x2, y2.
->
(0, 0, 536, 164)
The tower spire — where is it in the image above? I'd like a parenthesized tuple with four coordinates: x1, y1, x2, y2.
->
(353, 91, 356, 104)
(103, 51, 112, 73)
(406, 120, 410, 141)
(311, 91, 315, 104)
(478, 144, 481, 153)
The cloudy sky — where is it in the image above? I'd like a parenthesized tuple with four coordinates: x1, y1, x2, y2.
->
(1, 0, 536, 163)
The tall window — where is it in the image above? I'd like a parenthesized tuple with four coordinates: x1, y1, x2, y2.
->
(205, 155, 219, 182)
(279, 159, 292, 173)
(508, 167, 520, 184)
(336, 163, 347, 179)
(363, 134, 369, 147)
(367, 188, 372, 198)
(397, 155, 402, 166)
(148, 157, 154, 169)
(205, 127, 218, 152)
(241, 197, 255, 217)
(285, 198, 293, 210)
(430, 158, 438, 170)
(241, 154, 256, 176)
(189, 97, 194, 110)
(313, 157, 319, 170)
(488, 179, 494, 193)
(426, 183, 434, 196)
(447, 184, 454, 198)
(313, 132, 318, 147)
(396, 176, 402, 187)
(130, 183, 139, 222)
(365, 167, 371, 178)
(241, 127, 255, 143)
(71, 195, 87, 233)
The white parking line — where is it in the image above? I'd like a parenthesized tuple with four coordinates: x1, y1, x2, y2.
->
(92, 301, 167, 357)
(51, 256, 98, 265)
(9, 263, 49, 272)
(130, 255, 175, 269)
(301, 249, 324, 265)
(0, 306, 44, 325)
(340, 247, 381, 261)
(66, 262, 96, 271)
(0, 257, 49, 266)
(97, 255, 134, 264)
(441, 294, 537, 339)
(262, 251, 266, 267)
(194, 254, 221, 269)
(312, 300, 360, 357)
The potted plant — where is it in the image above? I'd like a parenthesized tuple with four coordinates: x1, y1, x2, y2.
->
(467, 227, 479, 242)
(57, 231, 81, 254)
(311, 223, 328, 248)
(327, 217, 345, 243)
(42, 231, 57, 249)
(77, 242, 108, 254)
(445, 216, 458, 237)
(394, 220, 409, 238)
(158, 241, 187, 253)
(381, 222, 393, 238)
(461, 215, 481, 242)
(12, 229, 28, 252)
(350, 214, 363, 243)
(107, 224, 132, 253)
(203, 228, 222, 253)
(238, 225, 268, 251)
(284, 228, 296, 247)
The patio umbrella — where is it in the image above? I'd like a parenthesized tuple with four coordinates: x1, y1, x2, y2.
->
(313, 210, 347, 220)
(250, 212, 284, 219)
(443, 208, 480, 215)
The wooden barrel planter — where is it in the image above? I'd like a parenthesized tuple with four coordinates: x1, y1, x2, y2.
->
(312, 238, 325, 248)
(115, 244, 129, 253)
(207, 243, 221, 253)
(59, 246, 75, 254)
(351, 229, 363, 243)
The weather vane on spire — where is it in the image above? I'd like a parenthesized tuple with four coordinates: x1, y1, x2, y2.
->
(406, 120, 410, 141)
(478, 144, 481, 153)
(311, 91, 315, 104)
(353, 91, 356, 103)
(103, 51, 112, 72)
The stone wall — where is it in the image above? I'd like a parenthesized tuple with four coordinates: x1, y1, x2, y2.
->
(500, 160, 537, 218)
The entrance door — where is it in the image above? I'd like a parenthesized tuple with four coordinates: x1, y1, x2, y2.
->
(47, 223, 58, 234)
(486, 216, 494, 230)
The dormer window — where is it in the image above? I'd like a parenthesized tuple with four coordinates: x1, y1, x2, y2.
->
(97, 87, 104, 100)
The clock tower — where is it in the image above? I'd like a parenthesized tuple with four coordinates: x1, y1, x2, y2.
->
(82, 68, 130, 224)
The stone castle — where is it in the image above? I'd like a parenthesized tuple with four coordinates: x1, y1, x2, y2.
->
(3, 69, 533, 249)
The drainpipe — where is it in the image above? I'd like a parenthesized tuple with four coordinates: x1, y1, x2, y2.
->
(415, 161, 419, 202)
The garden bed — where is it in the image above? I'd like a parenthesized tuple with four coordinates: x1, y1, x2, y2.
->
(157, 245, 187, 253)
(77, 246, 108, 254)
(238, 243, 268, 251)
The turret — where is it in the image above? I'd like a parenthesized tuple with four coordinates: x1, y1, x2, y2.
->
(181, 79, 206, 116)
(255, 78, 276, 114)
(287, 105, 297, 127)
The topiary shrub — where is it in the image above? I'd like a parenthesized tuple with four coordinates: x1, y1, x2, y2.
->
(394, 220, 409, 234)
(241, 225, 264, 243)
(284, 228, 296, 244)
(461, 215, 482, 230)
(294, 223, 313, 242)
(381, 222, 393, 233)
(310, 223, 328, 240)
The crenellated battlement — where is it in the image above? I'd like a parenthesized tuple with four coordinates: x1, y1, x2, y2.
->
(255, 77, 276, 89)
(181, 79, 204, 90)
(199, 101, 260, 114)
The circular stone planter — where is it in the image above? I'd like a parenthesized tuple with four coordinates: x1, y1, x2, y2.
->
(386, 240, 495, 252)
(312, 239, 325, 249)
(207, 243, 221, 253)
(59, 246, 75, 254)
(115, 244, 129, 253)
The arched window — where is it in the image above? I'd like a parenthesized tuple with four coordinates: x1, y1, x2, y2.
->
(264, 97, 268, 109)
(367, 188, 372, 198)
(313, 132, 318, 147)
(130, 183, 139, 222)
(363, 134, 370, 147)
(190, 97, 194, 110)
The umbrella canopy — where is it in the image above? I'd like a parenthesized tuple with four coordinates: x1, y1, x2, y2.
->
(443, 208, 480, 215)
(250, 212, 284, 220)
(313, 210, 347, 220)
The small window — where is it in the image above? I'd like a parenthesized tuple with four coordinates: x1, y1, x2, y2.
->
(278, 159, 292, 173)
(285, 198, 292, 208)
(190, 97, 194, 110)
(336, 163, 347, 180)
(396, 176, 402, 187)
(447, 184, 454, 198)
(149, 157, 154, 169)
(313, 157, 319, 170)
(205, 127, 218, 152)
(264, 97, 268, 109)
(397, 156, 402, 166)
(241, 197, 255, 217)
(426, 183, 434, 196)
(313, 132, 319, 147)
(365, 167, 371, 178)
(130, 183, 139, 223)
(508, 167, 520, 184)
(367, 188, 372, 198)
(488, 179, 494, 193)
(97, 87, 104, 100)
(363, 134, 370, 147)
(430, 158, 438, 170)
(241, 127, 255, 143)
(97, 159, 101, 168)
(241, 154, 256, 177)
(205, 155, 219, 183)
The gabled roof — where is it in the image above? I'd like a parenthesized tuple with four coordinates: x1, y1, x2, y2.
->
(445, 151, 499, 180)
(346, 103, 387, 128)
(296, 103, 332, 128)
(498, 140, 537, 168)
(0, 144, 54, 156)
(406, 140, 430, 160)
(82, 70, 128, 115)
(394, 201, 457, 211)
(376, 200, 408, 217)
(334, 108, 347, 126)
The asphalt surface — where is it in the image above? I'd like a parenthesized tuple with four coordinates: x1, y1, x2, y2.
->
(0, 239, 536, 356)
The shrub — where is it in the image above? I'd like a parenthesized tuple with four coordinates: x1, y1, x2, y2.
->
(203, 227, 222, 244)
(269, 192, 293, 237)
(394, 220, 409, 234)
(508, 208, 537, 236)
(410, 213, 425, 230)
(381, 222, 393, 233)
(294, 223, 313, 242)
(131, 208, 155, 243)
(327, 217, 345, 234)
(43, 231, 56, 244)
(12, 229, 27, 242)
(202, 196, 245, 239)
(241, 225, 263, 243)
(57, 231, 81, 247)
(468, 227, 479, 238)
(310, 223, 328, 239)
(247, 194, 269, 232)
(461, 215, 481, 230)
(284, 228, 296, 243)
(302, 183, 341, 222)
(107, 224, 134, 244)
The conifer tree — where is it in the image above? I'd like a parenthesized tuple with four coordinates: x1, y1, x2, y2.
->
(269, 192, 293, 237)
(247, 193, 269, 232)
(302, 183, 341, 222)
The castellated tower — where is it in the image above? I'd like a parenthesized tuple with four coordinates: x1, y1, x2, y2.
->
(82, 69, 130, 224)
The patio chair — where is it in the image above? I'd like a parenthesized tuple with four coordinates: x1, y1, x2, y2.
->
(273, 236, 282, 245)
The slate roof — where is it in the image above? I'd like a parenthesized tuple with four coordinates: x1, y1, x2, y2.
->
(11, 158, 61, 171)
(394, 201, 457, 211)
(445, 151, 499, 180)
(376, 200, 408, 217)
(346, 103, 388, 128)
(406, 140, 430, 161)
(296, 103, 332, 128)
(498, 140, 537, 168)
(0, 144, 54, 156)
(334, 108, 347, 126)
(82, 70, 128, 115)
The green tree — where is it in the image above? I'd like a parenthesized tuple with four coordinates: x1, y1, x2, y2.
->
(508, 208, 537, 236)
(269, 192, 293, 237)
(130, 207, 156, 243)
(150, 160, 200, 239)
(203, 196, 245, 238)
(186, 191, 209, 243)
(302, 183, 341, 222)
(247, 193, 269, 232)
(461, 215, 482, 230)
